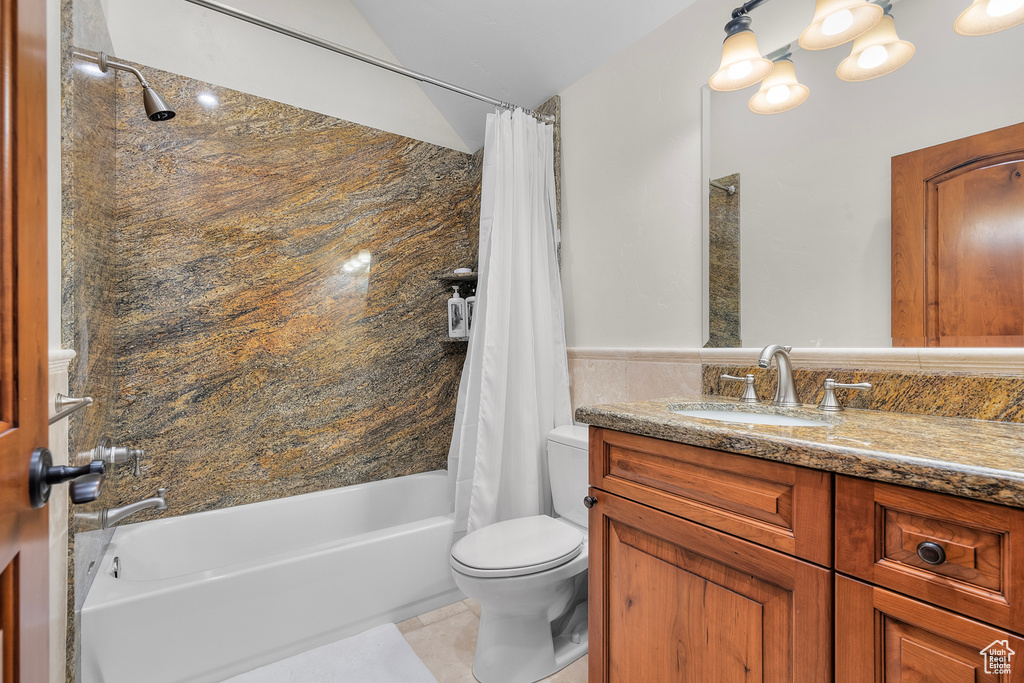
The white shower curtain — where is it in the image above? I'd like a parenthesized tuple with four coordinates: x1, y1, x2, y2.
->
(448, 108, 572, 535)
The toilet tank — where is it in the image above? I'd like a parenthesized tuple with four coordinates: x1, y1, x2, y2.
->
(547, 424, 590, 529)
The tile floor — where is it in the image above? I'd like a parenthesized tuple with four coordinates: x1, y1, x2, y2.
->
(398, 599, 588, 683)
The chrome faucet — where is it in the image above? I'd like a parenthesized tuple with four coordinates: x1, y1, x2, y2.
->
(757, 345, 801, 407)
(77, 488, 167, 530)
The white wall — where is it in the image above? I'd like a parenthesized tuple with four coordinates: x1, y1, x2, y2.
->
(559, 0, 1024, 349)
(101, 0, 470, 152)
(710, 0, 1024, 347)
(559, 0, 734, 348)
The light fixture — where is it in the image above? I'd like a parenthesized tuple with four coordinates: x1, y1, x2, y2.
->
(955, 0, 1024, 35)
(837, 3, 914, 81)
(709, 14, 773, 91)
(749, 47, 809, 114)
(799, 0, 884, 50)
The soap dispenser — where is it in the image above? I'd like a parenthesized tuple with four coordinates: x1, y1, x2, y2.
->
(448, 285, 468, 339)
(465, 286, 476, 334)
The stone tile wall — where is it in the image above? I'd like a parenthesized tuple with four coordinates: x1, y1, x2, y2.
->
(107, 63, 482, 518)
(703, 365, 1024, 422)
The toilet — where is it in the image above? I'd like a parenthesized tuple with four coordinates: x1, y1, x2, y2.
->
(450, 424, 590, 683)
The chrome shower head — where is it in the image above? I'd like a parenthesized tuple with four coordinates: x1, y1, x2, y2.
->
(91, 52, 176, 122)
(142, 86, 175, 122)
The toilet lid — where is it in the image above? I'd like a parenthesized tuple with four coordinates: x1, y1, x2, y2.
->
(451, 515, 584, 578)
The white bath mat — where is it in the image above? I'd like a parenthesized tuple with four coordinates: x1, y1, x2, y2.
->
(223, 623, 438, 683)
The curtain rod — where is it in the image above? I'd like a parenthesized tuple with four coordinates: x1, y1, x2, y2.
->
(184, 0, 555, 123)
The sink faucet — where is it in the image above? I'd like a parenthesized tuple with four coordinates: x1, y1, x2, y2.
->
(77, 488, 167, 530)
(757, 345, 801, 407)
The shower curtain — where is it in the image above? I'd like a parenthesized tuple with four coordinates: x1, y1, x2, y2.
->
(448, 108, 572, 535)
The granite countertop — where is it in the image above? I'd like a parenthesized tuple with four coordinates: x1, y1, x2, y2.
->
(575, 397, 1024, 508)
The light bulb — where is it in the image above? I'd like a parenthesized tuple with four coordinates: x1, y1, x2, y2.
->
(987, 0, 1024, 16)
(822, 9, 854, 35)
(765, 84, 791, 104)
(857, 44, 889, 69)
(728, 60, 754, 81)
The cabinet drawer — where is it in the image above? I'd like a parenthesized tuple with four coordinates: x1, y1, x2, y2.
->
(589, 427, 832, 566)
(836, 575, 1024, 682)
(836, 475, 1024, 633)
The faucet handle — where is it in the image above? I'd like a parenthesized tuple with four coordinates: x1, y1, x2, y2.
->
(721, 374, 760, 404)
(818, 379, 872, 412)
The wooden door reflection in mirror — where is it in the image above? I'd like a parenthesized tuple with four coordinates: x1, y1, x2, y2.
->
(892, 121, 1024, 347)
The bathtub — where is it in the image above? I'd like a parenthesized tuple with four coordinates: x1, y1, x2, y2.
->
(80, 470, 462, 683)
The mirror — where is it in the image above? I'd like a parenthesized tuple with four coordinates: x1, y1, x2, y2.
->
(703, 0, 1024, 348)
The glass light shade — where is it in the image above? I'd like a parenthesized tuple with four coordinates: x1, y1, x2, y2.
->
(748, 60, 810, 114)
(709, 30, 773, 91)
(799, 0, 884, 50)
(955, 0, 1024, 35)
(836, 15, 915, 81)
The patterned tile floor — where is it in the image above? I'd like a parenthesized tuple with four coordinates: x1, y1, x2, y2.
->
(398, 600, 588, 683)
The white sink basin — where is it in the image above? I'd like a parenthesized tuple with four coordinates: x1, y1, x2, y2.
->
(672, 408, 830, 428)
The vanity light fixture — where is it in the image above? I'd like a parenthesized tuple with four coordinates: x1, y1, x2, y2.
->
(836, 2, 914, 81)
(955, 0, 1024, 35)
(749, 47, 810, 114)
(799, 0, 884, 50)
(709, 13, 774, 91)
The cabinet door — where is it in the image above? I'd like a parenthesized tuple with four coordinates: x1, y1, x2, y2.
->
(836, 575, 1024, 682)
(589, 489, 831, 682)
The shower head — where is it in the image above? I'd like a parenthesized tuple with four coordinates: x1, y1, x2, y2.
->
(142, 86, 175, 122)
(90, 51, 176, 122)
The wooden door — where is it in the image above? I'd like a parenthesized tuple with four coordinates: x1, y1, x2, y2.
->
(0, 0, 50, 680)
(588, 489, 832, 682)
(892, 121, 1024, 347)
(836, 575, 1024, 682)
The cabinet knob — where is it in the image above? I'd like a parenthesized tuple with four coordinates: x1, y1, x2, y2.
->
(583, 496, 598, 509)
(916, 541, 946, 565)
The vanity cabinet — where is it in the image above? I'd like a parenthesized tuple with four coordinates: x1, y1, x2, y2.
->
(836, 576, 1024, 682)
(588, 426, 1024, 682)
(588, 427, 833, 682)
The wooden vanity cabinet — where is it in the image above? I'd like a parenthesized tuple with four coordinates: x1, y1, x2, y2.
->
(836, 576, 1024, 682)
(588, 428, 833, 682)
(588, 427, 1024, 682)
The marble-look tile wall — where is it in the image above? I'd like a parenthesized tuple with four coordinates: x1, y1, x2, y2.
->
(108, 63, 481, 518)
(703, 365, 1024, 422)
(706, 173, 740, 348)
(61, 0, 119, 679)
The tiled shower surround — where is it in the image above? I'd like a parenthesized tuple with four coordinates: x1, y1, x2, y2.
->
(104, 63, 483, 517)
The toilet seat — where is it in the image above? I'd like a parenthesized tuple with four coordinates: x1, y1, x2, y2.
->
(451, 515, 584, 578)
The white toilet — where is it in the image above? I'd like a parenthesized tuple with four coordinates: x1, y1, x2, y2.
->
(450, 424, 590, 683)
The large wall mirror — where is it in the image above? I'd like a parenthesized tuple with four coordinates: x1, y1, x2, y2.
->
(702, 0, 1024, 348)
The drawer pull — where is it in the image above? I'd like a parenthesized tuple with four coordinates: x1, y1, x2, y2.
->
(583, 496, 598, 509)
(916, 541, 947, 565)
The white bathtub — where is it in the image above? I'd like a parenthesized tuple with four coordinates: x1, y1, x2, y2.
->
(80, 470, 462, 683)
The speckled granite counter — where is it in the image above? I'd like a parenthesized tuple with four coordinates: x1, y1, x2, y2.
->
(575, 397, 1024, 508)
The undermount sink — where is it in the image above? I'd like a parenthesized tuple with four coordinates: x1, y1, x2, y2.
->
(671, 407, 831, 428)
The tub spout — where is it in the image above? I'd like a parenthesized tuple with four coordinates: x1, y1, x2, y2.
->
(77, 488, 167, 530)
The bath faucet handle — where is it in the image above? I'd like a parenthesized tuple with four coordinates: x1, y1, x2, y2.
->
(721, 374, 760, 404)
(817, 379, 872, 412)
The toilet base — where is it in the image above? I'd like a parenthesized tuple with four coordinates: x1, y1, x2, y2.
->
(472, 601, 588, 683)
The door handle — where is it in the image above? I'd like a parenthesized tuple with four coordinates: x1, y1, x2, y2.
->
(28, 448, 105, 508)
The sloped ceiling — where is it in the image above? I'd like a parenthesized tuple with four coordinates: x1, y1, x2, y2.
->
(350, 0, 701, 150)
